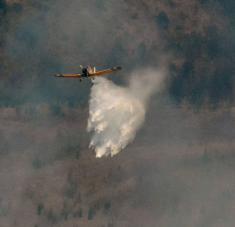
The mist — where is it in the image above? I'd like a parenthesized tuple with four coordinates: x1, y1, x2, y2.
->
(87, 68, 165, 157)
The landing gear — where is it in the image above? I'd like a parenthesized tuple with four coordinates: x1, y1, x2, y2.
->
(80, 79, 82, 82)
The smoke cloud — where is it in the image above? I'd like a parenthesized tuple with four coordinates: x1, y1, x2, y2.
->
(87, 69, 166, 157)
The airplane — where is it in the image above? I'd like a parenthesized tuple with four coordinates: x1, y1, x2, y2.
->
(54, 65, 122, 81)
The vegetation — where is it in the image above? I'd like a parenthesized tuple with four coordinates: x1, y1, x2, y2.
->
(0, 0, 234, 109)
(88, 207, 95, 220)
(37, 203, 44, 216)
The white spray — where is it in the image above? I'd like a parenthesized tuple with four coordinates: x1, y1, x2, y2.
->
(87, 68, 165, 158)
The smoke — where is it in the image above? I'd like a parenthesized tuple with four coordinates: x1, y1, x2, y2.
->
(87, 68, 166, 158)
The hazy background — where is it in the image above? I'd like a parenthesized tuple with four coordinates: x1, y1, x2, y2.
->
(0, 0, 235, 227)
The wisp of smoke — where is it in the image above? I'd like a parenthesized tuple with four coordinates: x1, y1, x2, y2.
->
(87, 69, 165, 158)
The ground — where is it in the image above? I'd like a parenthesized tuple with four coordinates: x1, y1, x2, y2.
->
(0, 103, 234, 227)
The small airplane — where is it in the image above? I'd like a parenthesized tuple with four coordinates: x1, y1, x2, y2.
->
(54, 65, 122, 81)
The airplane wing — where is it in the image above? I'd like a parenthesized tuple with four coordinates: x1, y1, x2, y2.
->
(89, 66, 122, 77)
(54, 73, 82, 78)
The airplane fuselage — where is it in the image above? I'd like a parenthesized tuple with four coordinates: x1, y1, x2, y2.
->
(82, 67, 89, 77)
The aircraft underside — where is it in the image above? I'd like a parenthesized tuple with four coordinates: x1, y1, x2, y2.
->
(54, 66, 122, 81)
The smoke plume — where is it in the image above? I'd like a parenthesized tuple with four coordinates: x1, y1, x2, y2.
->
(87, 69, 166, 158)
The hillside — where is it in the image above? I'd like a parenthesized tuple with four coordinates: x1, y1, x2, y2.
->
(0, 104, 234, 227)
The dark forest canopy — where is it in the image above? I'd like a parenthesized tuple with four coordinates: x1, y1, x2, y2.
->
(0, 0, 234, 108)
